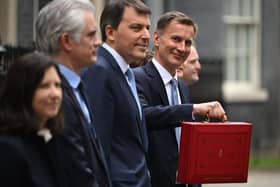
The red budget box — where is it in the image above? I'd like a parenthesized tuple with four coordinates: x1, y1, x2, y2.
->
(177, 121, 252, 184)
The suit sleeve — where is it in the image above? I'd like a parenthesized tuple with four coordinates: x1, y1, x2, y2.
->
(135, 68, 194, 130)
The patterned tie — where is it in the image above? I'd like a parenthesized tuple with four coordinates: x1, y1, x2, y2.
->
(125, 68, 142, 119)
(170, 78, 181, 146)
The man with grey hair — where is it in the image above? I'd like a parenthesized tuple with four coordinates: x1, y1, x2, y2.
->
(36, 0, 111, 186)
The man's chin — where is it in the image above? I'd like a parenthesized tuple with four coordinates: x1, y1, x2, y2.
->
(193, 77, 199, 83)
(134, 53, 146, 60)
(90, 57, 97, 64)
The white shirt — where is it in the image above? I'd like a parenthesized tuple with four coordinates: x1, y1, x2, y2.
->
(102, 43, 130, 74)
(152, 58, 182, 105)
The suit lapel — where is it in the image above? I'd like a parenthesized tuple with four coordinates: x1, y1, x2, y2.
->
(178, 80, 190, 104)
(144, 62, 169, 105)
(98, 46, 145, 147)
(99, 47, 141, 119)
(61, 76, 110, 180)
(81, 83, 111, 179)
(144, 62, 179, 145)
(61, 77, 85, 118)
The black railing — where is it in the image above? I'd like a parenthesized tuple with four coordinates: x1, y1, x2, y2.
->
(0, 45, 34, 91)
(0, 44, 34, 74)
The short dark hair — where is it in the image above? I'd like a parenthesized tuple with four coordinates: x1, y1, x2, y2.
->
(100, 0, 151, 42)
(0, 52, 64, 135)
(156, 11, 197, 37)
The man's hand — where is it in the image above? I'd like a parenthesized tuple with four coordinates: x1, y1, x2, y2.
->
(193, 101, 227, 121)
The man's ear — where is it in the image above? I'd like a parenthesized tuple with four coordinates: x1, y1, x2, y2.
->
(153, 31, 160, 47)
(59, 33, 74, 51)
(105, 25, 115, 43)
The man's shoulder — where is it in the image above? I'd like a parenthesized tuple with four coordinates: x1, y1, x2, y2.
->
(133, 61, 152, 75)
(82, 61, 110, 81)
(133, 66, 144, 75)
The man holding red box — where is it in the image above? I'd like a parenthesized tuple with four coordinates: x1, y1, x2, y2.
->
(134, 11, 226, 187)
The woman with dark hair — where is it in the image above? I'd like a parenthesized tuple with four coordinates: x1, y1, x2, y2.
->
(0, 52, 64, 187)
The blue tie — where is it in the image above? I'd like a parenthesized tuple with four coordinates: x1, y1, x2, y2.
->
(125, 68, 142, 119)
(170, 78, 181, 146)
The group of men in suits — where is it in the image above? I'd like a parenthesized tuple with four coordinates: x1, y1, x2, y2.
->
(35, 0, 227, 187)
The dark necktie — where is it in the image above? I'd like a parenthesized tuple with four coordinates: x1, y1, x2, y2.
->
(77, 81, 97, 138)
(77, 82, 91, 123)
(125, 68, 142, 119)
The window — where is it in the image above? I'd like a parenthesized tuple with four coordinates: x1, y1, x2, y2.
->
(222, 0, 268, 102)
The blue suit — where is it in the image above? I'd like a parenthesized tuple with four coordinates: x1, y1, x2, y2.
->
(134, 61, 195, 187)
(82, 46, 150, 187)
(54, 76, 111, 187)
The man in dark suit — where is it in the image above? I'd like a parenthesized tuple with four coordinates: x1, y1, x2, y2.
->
(177, 38, 202, 187)
(134, 11, 227, 187)
(82, 0, 151, 186)
(35, 0, 110, 186)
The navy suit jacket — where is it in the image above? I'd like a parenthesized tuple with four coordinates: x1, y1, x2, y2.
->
(0, 135, 63, 187)
(82, 46, 150, 187)
(134, 61, 193, 187)
(53, 76, 110, 187)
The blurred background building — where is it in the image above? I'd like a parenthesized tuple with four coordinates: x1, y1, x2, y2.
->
(0, 0, 279, 158)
